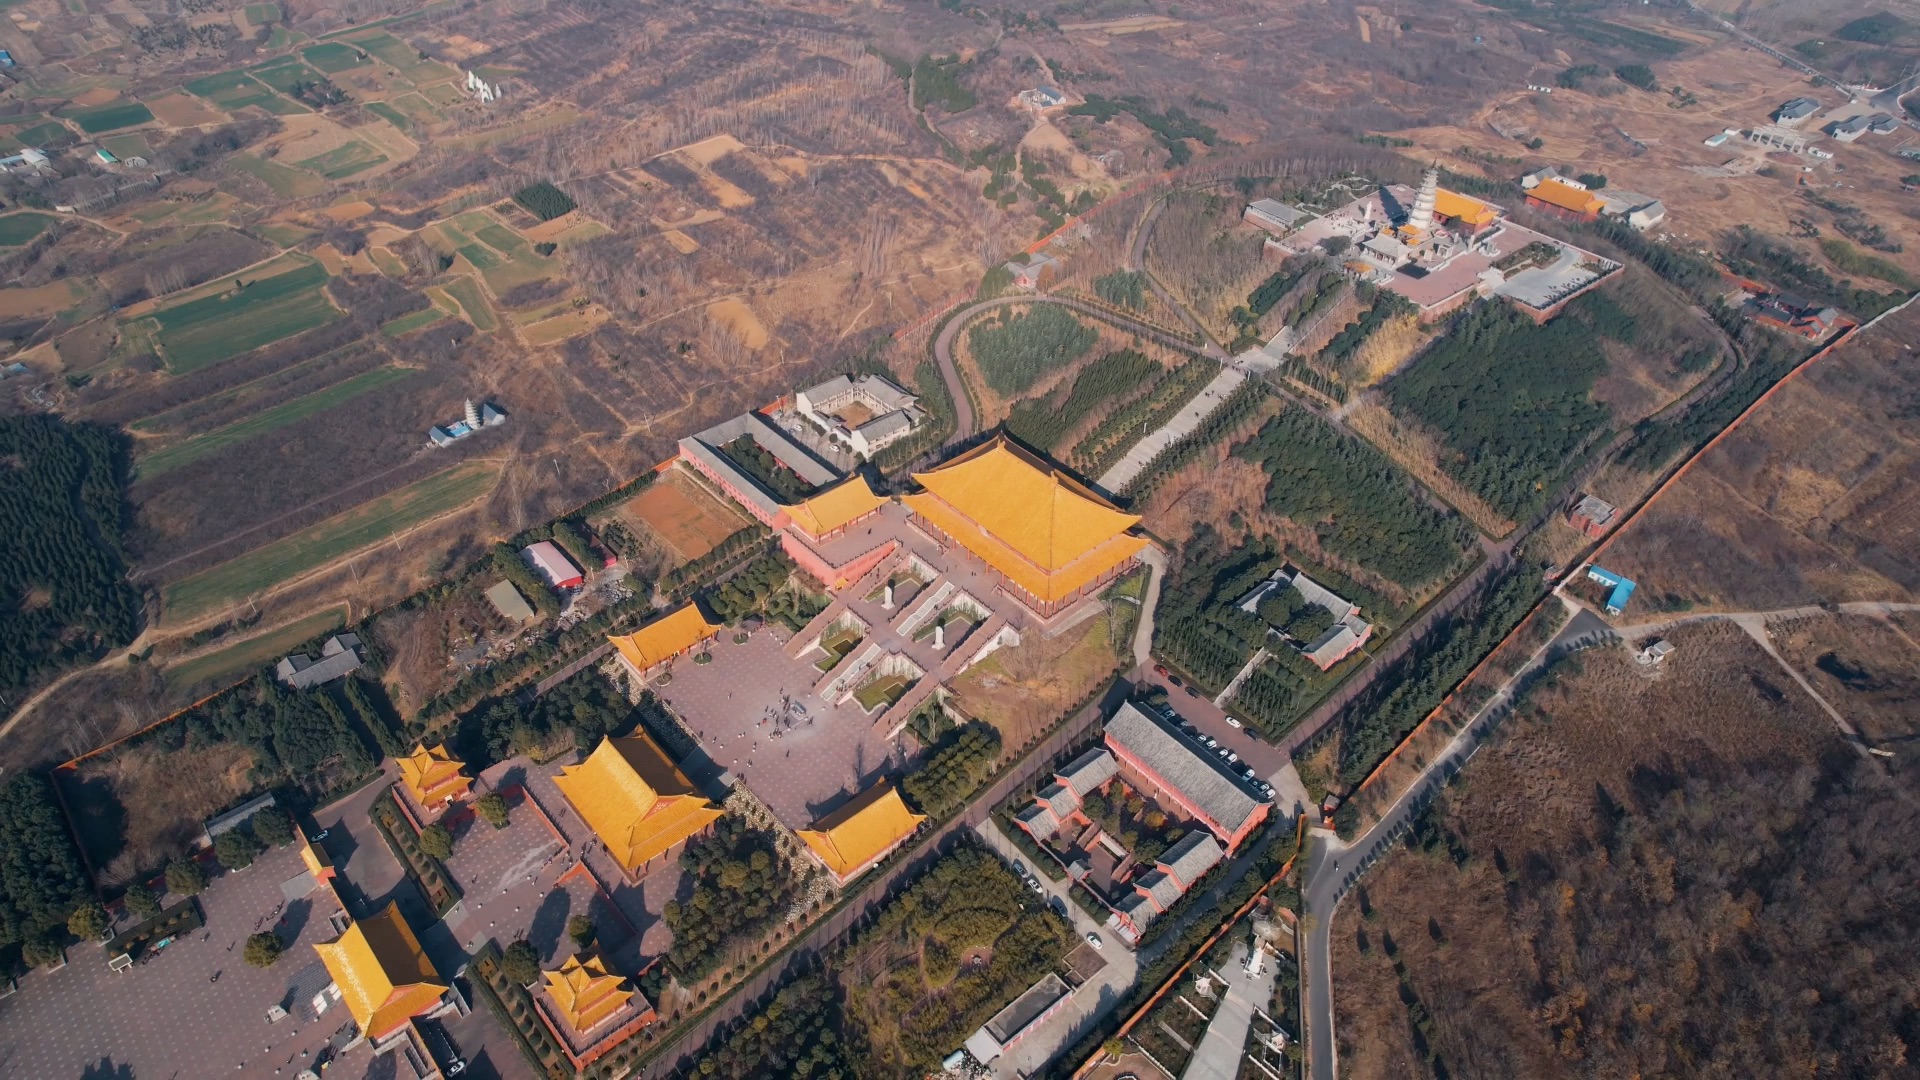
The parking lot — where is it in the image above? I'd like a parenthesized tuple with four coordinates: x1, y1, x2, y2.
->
(1137, 669, 1286, 796)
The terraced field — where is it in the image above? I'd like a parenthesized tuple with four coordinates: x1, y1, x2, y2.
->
(145, 260, 340, 372)
(161, 462, 500, 620)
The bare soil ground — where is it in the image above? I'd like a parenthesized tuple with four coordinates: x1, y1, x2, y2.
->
(375, 585, 516, 717)
(1605, 302, 1920, 612)
(619, 465, 751, 563)
(1770, 612, 1920, 749)
(949, 607, 1124, 753)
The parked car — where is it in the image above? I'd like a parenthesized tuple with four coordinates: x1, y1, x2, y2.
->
(1154, 664, 1170, 677)
(1226, 751, 1240, 764)
(1029, 877, 1045, 896)
(1086, 932, 1104, 950)
(1013, 860, 1029, 879)
(1225, 716, 1243, 729)
(1167, 673, 1185, 688)
(1183, 685, 1201, 697)
(1202, 736, 1218, 748)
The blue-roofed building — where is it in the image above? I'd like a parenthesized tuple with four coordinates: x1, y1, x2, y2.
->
(1586, 565, 1638, 614)
(95, 148, 118, 165)
(0, 51, 15, 68)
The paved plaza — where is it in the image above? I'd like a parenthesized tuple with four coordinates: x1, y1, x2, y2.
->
(0, 842, 375, 1080)
(656, 628, 910, 831)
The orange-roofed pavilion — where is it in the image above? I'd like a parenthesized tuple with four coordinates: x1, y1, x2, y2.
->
(782, 474, 886, 541)
(608, 603, 721, 682)
(902, 436, 1147, 616)
(797, 781, 926, 884)
(397, 743, 472, 807)
(312, 901, 447, 1043)
(544, 954, 637, 1034)
(553, 734, 722, 875)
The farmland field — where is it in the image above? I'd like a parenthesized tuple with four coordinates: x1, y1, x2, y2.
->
(381, 302, 451, 336)
(249, 56, 322, 92)
(0, 212, 57, 246)
(243, 2, 280, 23)
(227, 153, 327, 198)
(442, 276, 497, 330)
(474, 222, 526, 254)
(302, 42, 371, 73)
(365, 102, 410, 130)
(137, 366, 420, 477)
(161, 462, 500, 619)
(297, 140, 388, 180)
(147, 261, 340, 372)
(14, 121, 76, 147)
(162, 605, 346, 690)
(184, 70, 306, 115)
(56, 101, 154, 133)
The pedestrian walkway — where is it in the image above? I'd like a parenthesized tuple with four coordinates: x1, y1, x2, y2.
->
(1098, 366, 1248, 491)
(1181, 940, 1279, 1080)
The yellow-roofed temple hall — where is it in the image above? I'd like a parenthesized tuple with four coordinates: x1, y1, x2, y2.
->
(534, 953, 660, 1067)
(782, 473, 886, 542)
(312, 902, 449, 1045)
(553, 734, 723, 877)
(397, 742, 472, 810)
(608, 602, 721, 684)
(797, 780, 926, 884)
(902, 436, 1148, 617)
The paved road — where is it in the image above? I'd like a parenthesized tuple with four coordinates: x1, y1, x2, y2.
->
(1181, 940, 1279, 1080)
(1300, 599, 1603, 1080)
(1097, 365, 1249, 490)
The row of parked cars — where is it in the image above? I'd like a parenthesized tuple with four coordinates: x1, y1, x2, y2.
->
(1173, 716, 1278, 802)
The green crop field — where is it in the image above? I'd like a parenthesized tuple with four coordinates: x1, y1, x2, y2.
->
(15, 120, 75, 147)
(149, 262, 340, 372)
(138, 366, 419, 477)
(456, 242, 501, 269)
(230, 153, 327, 198)
(352, 31, 418, 68)
(56, 101, 154, 133)
(0, 212, 57, 246)
(297, 140, 387, 180)
(475, 223, 526, 254)
(256, 222, 316, 248)
(365, 101, 409, 130)
(164, 605, 345, 690)
(162, 463, 499, 620)
(389, 93, 443, 124)
(185, 70, 307, 115)
(381, 301, 450, 336)
(249, 56, 321, 92)
(99, 133, 152, 159)
(243, 2, 280, 23)
(442, 277, 497, 331)
(302, 42, 370, 73)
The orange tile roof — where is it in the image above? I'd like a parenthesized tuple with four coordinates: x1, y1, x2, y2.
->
(299, 838, 335, 880)
(313, 902, 446, 1041)
(783, 474, 885, 539)
(553, 735, 723, 872)
(543, 954, 635, 1033)
(397, 743, 471, 806)
(608, 603, 720, 674)
(1433, 188, 1498, 226)
(903, 437, 1147, 605)
(1527, 178, 1603, 216)
(797, 781, 926, 882)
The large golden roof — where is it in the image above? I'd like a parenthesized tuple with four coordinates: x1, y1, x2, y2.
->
(783, 474, 885, 538)
(1527, 178, 1603, 216)
(544, 954, 635, 1033)
(312, 901, 446, 1040)
(397, 743, 471, 805)
(797, 781, 925, 881)
(553, 735, 723, 871)
(903, 437, 1146, 604)
(1433, 188, 1498, 227)
(608, 603, 720, 673)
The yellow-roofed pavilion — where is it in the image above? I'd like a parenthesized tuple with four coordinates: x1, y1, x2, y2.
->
(902, 436, 1148, 615)
(797, 781, 926, 884)
(782, 474, 885, 540)
(543, 954, 637, 1034)
(554, 734, 723, 875)
(1433, 188, 1498, 228)
(312, 901, 447, 1043)
(397, 743, 472, 808)
(608, 603, 721, 682)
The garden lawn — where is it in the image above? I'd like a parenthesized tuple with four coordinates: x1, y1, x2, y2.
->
(148, 261, 340, 372)
(137, 366, 419, 477)
(162, 463, 499, 619)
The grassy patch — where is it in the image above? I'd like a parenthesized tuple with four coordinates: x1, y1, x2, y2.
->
(474, 222, 526, 254)
(137, 366, 418, 477)
(455, 242, 501, 269)
(183, 71, 306, 115)
(249, 56, 321, 92)
(243, 2, 280, 22)
(255, 222, 316, 248)
(301, 42, 372, 74)
(441, 276, 497, 331)
(163, 605, 345, 690)
(99, 133, 152, 159)
(296, 140, 387, 180)
(228, 153, 327, 199)
(13, 120, 75, 148)
(364, 101, 409, 130)
(0, 212, 56, 246)
(56, 101, 154, 133)
(148, 261, 340, 372)
(162, 462, 499, 619)
(381, 303, 450, 336)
